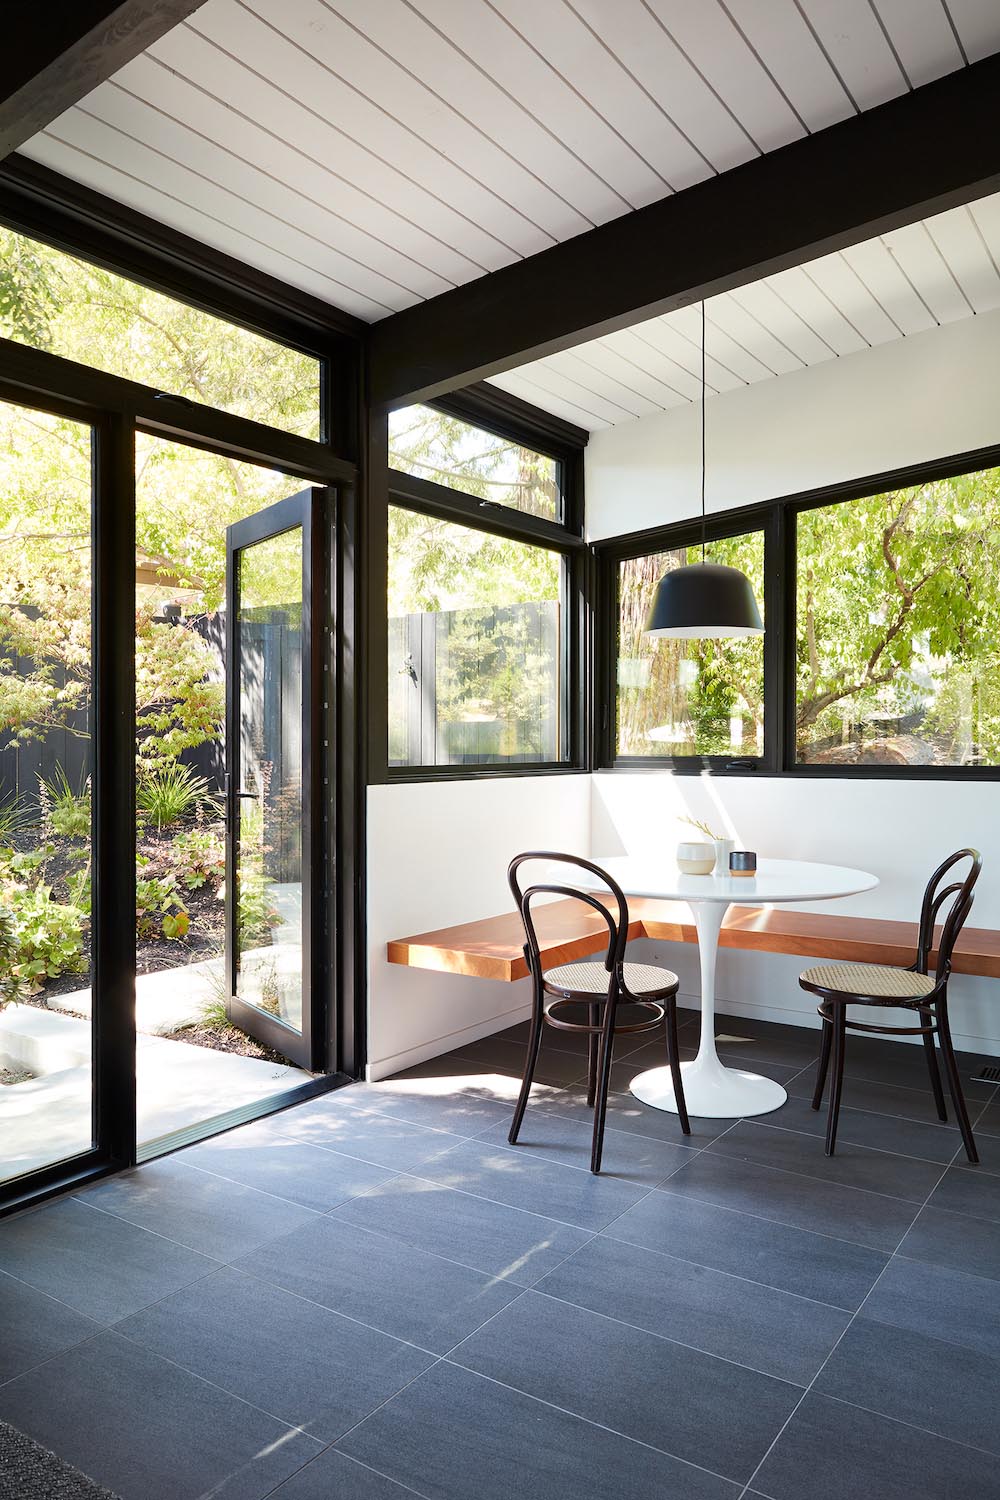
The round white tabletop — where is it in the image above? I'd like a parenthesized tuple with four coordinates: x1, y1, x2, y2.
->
(576, 856, 879, 1119)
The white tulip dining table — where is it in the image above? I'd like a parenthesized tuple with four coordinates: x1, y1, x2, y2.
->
(578, 856, 879, 1119)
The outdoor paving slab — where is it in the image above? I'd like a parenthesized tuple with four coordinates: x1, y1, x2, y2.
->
(233, 1214, 523, 1353)
(816, 1316, 1000, 1456)
(340, 1359, 739, 1500)
(78, 1155, 318, 1260)
(114, 1265, 433, 1442)
(413, 1134, 648, 1230)
(896, 1203, 1000, 1282)
(754, 1391, 1000, 1500)
(0, 1197, 217, 1323)
(0, 1330, 320, 1500)
(604, 1189, 888, 1310)
(705, 1119, 944, 1202)
(0, 1270, 102, 1384)
(537, 1232, 850, 1385)
(657, 1148, 918, 1251)
(450, 1290, 800, 1485)
(181, 1120, 398, 1211)
(331, 1172, 593, 1286)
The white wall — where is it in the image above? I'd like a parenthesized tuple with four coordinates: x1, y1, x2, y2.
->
(586, 308, 1000, 541)
(586, 310, 1000, 1055)
(366, 776, 590, 1079)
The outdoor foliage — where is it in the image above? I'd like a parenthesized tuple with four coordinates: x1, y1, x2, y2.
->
(796, 472, 1000, 764)
(137, 764, 212, 829)
(617, 533, 765, 757)
(389, 405, 559, 521)
(388, 505, 563, 765)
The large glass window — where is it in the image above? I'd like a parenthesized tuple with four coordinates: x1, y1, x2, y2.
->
(617, 532, 765, 759)
(388, 506, 566, 768)
(796, 468, 1000, 767)
(388, 404, 561, 522)
(0, 225, 322, 438)
(0, 399, 94, 1186)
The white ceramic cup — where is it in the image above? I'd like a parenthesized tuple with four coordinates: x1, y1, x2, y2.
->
(676, 841, 715, 875)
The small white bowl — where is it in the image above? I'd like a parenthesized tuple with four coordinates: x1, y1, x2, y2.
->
(676, 841, 716, 875)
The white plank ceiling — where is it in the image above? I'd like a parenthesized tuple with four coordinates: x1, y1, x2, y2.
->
(489, 192, 1000, 429)
(18, 0, 1000, 326)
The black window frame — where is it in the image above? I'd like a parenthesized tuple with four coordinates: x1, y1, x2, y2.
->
(0, 159, 366, 1217)
(373, 384, 591, 784)
(595, 441, 1000, 782)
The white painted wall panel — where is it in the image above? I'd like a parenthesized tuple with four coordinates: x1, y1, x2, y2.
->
(366, 777, 591, 1079)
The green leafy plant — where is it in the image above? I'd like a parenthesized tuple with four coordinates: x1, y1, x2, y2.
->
(0, 790, 28, 841)
(135, 874, 190, 940)
(170, 825, 226, 890)
(0, 907, 22, 1007)
(137, 763, 211, 829)
(9, 885, 86, 988)
(39, 765, 91, 839)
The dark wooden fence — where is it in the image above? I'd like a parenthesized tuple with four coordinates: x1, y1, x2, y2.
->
(388, 600, 560, 767)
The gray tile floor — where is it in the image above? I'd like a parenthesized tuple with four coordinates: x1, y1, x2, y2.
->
(2, 1009, 1000, 1500)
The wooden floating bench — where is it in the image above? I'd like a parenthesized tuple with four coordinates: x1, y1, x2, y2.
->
(388, 897, 1000, 983)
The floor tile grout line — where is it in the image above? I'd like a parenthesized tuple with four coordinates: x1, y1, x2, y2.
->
(503, 1283, 811, 1389)
(170, 1152, 411, 1214)
(735, 1133, 965, 1499)
(161, 1254, 445, 1360)
(594, 1221, 869, 1315)
(105, 1322, 328, 1448)
(697, 1132, 946, 1211)
(0, 1325, 110, 1397)
(72, 1188, 318, 1264)
(816, 1387, 1000, 1461)
(431, 1357, 748, 1492)
(706, 1113, 962, 1171)
(258, 1446, 431, 1500)
(321, 1194, 600, 1294)
(651, 1179, 902, 1261)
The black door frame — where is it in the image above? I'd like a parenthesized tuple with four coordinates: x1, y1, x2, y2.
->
(0, 355, 360, 1218)
(224, 487, 331, 1072)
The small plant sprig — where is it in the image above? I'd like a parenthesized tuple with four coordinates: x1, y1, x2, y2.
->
(681, 815, 724, 841)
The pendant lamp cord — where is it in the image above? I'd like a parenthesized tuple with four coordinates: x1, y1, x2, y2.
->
(700, 298, 706, 565)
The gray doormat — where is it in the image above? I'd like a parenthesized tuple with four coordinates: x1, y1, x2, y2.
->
(0, 1419, 122, 1500)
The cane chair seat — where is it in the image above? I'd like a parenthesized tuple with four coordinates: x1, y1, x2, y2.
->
(800, 961, 936, 1001)
(544, 960, 680, 997)
(800, 848, 981, 1165)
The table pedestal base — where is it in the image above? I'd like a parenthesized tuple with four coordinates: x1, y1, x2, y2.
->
(630, 1054, 787, 1118)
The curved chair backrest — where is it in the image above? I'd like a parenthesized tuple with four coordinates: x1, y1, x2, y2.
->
(508, 851, 630, 980)
(916, 848, 982, 982)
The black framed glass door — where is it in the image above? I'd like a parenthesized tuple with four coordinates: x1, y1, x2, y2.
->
(225, 488, 329, 1071)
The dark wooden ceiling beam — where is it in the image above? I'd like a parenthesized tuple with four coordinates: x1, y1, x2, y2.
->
(0, 1, 209, 160)
(369, 50, 1000, 407)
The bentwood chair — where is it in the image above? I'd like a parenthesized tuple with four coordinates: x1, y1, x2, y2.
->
(507, 852, 690, 1173)
(800, 848, 982, 1160)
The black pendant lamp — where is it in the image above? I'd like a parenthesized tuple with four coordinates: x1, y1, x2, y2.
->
(644, 303, 763, 640)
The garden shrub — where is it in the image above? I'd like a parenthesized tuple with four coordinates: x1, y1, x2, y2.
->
(9, 885, 86, 988)
(137, 763, 211, 829)
(39, 766, 91, 839)
(135, 874, 190, 940)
